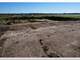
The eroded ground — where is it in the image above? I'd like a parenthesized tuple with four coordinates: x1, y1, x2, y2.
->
(0, 20, 80, 57)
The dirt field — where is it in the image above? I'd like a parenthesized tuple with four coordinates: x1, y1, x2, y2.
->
(0, 20, 80, 57)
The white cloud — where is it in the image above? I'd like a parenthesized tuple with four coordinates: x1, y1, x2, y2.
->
(0, 0, 79, 2)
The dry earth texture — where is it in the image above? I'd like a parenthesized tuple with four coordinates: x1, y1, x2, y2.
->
(0, 20, 80, 57)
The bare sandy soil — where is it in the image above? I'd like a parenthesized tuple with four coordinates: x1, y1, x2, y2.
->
(0, 21, 80, 57)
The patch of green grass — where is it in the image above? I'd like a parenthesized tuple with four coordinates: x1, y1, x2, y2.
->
(0, 14, 80, 25)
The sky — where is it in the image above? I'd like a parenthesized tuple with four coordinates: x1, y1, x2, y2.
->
(0, 2, 80, 13)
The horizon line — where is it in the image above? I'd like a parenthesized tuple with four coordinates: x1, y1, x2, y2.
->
(0, 13, 80, 14)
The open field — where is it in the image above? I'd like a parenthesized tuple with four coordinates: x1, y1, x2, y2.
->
(0, 14, 80, 57)
(1, 13, 80, 25)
